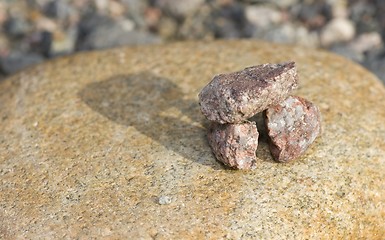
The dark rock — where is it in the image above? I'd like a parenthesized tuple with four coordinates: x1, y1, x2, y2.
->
(34, 31, 53, 57)
(264, 96, 321, 162)
(199, 62, 298, 124)
(207, 121, 259, 170)
(43, 0, 73, 21)
(0, 52, 44, 75)
(208, 1, 254, 39)
(3, 16, 30, 38)
(75, 13, 115, 50)
(292, 1, 332, 30)
(362, 48, 385, 84)
(350, 1, 380, 34)
(374, 0, 385, 42)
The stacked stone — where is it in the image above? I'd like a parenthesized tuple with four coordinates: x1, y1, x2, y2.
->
(199, 62, 321, 169)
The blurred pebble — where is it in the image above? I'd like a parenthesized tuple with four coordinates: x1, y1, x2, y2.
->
(320, 18, 355, 47)
(75, 13, 115, 50)
(269, 0, 300, 9)
(51, 27, 77, 57)
(179, 4, 213, 40)
(245, 5, 283, 29)
(209, 1, 253, 38)
(0, 34, 9, 54)
(331, 1, 348, 18)
(0, 2, 7, 25)
(349, 32, 383, 54)
(0, 0, 383, 85)
(350, 1, 379, 34)
(255, 23, 319, 48)
(35, 15, 58, 32)
(108, 0, 126, 18)
(154, 0, 205, 18)
(157, 16, 178, 40)
(374, 1, 385, 42)
(3, 16, 30, 38)
(294, 1, 332, 30)
(43, 0, 73, 21)
(329, 44, 363, 62)
(362, 49, 385, 84)
(121, 0, 146, 28)
(94, 0, 108, 13)
(77, 21, 160, 50)
(0, 51, 44, 75)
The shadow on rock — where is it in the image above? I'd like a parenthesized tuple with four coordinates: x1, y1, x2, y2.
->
(78, 72, 223, 169)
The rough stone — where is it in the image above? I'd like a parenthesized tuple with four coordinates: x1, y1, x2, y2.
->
(207, 122, 259, 170)
(199, 62, 298, 124)
(265, 96, 321, 162)
(0, 40, 384, 239)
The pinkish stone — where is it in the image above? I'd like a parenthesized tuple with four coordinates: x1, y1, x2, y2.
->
(264, 96, 322, 162)
(207, 122, 259, 170)
(198, 62, 298, 124)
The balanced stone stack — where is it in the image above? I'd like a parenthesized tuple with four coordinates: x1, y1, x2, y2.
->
(199, 62, 322, 169)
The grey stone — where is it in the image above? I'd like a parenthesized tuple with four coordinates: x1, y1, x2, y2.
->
(76, 21, 161, 51)
(3, 16, 31, 38)
(43, 0, 73, 21)
(320, 18, 356, 47)
(362, 48, 385, 84)
(0, 51, 44, 75)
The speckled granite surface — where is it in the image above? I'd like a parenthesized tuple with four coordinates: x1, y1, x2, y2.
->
(0, 40, 384, 239)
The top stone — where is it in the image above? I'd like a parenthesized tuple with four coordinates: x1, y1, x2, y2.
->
(199, 62, 298, 123)
(0, 40, 384, 239)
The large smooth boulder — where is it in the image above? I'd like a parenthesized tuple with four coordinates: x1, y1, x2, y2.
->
(0, 40, 384, 239)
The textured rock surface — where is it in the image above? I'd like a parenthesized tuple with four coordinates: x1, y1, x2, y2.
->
(199, 62, 298, 123)
(207, 122, 259, 170)
(265, 96, 322, 162)
(0, 40, 384, 239)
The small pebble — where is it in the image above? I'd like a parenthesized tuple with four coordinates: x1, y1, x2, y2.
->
(264, 96, 321, 162)
(207, 121, 259, 170)
(320, 18, 355, 46)
(158, 195, 172, 205)
(199, 62, 298, 124)
(0, 51, 44, 75)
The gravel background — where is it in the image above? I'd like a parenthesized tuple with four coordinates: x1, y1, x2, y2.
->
(1, 0, 385, 84)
